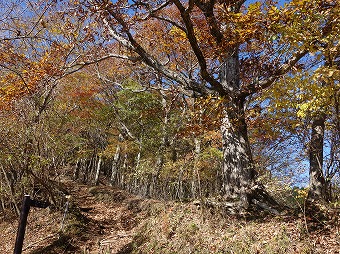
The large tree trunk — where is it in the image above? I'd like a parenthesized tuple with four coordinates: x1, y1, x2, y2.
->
(221, 102, 257, 208)
(220, 51, 257, 209)
(308, 113, 329, 202)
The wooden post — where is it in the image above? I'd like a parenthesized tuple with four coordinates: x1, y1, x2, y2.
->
(13, 195, 49, 254)
(13, 195, 31, 254)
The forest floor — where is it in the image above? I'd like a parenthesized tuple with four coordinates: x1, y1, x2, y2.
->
(1, 179, 340, 254)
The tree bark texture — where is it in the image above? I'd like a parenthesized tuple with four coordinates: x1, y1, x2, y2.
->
(220, 51, 257, 208)
(308, 114, 328, 201)
(221, 103, 257, 208)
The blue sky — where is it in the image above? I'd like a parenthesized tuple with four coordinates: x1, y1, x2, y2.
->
(246, 0, 291, 7)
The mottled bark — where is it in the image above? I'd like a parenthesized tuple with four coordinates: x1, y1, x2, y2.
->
(192, 137, 202, 198)
(221, 103, 257, 208)
(220, 51, 257, 208)
(308, 114, 329, 202)
(73, 159, 80, 180)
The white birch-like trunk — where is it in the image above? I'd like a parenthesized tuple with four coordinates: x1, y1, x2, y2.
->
(110, 145, 121, 186)
(94, 156, 102, 186)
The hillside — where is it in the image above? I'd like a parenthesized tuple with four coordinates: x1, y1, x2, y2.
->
(1, 180, 339, 254)
(1, 1, 340, 253)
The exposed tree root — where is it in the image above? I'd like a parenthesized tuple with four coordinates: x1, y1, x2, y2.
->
(195, 184, 287, 216)
(249, 184, 284, 215)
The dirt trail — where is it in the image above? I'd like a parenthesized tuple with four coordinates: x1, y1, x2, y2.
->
(1, 180, 340, 253)
(0, 180, 147, 254)
(69, 183, 142, 254)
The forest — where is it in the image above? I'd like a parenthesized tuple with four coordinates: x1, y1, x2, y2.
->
(0, 0, 339, 253)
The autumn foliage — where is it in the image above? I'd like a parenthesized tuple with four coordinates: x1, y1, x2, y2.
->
(0, 0, 339, 219)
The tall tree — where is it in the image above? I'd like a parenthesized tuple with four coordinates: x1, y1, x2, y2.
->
(258, 48, 340, 203)
(76, 0, 338, 210)
(308, 58, 340, 203)
(258, 0, 340, 203)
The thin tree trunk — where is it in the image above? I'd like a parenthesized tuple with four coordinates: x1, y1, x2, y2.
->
(120, 153, 127, 188)
(73, 159, 80, 180)
(0, 165, 20, 215)
(90, 155, 98, 181)
(0, 178, 6, 211)
(135, 142, 142, 169)
(94, 156, 102, 186)
(193, 137, 202, 199)
(308, 113, 328, 202)
(110, 145, 121, 186)
(176, 166, 184, 200)
(82, 159, 89, 183)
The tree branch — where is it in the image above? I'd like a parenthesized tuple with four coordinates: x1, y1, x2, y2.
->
(238, 49, 309, 99)
(62, 53, 140, 76)
(0, 63, 31, 93)
(195, 0, 223, 44)
(139, 1, 171, 20)
(100, 6, 210, 96)
(172, 0, 226, 95)
(239, 3, 338, 99)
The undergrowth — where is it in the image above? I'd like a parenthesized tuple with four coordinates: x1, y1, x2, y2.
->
(130, 202, 324, 254)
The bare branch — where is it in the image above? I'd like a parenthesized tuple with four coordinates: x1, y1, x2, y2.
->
(150, 15, 187, 33)
(140, 1, 171, 20)
(62, 53, 141, 76)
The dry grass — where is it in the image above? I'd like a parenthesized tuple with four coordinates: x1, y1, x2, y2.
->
(131, 202, 340, 254)
(1, 182, 339, 254)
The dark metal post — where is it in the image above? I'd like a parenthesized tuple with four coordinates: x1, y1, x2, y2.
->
(13, 195, 31, 254)
(13, 195, 50, 254)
